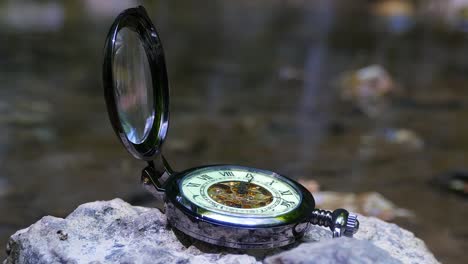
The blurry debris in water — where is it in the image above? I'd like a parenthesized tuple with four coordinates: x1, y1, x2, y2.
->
(340, 65, 395, 117)
(0, 99, 56, 142)
(167, 137, 208, 155)
(23, 101, 53, 114)
(235, 116, 264, 134)
(359, 128, 424, 160)
(340, 65, 394, 101)
(167, 139, 191, 153)
(18, 127, 56, 143)
(372, 0, 414, 17)
(6, 112, 47, 126)
(314, 191, 414, 221)
(0, 1, 64, 32)
(0, 177, 12, 197)
(84, 0, 139, 21)
(278, 65, 304, 81)
(299, 179, 413, 221)
(383, 128, 424, 149)
(424, 0, 468, 32)
(371, 0, 415, 34)
(298, 179, 320, 193)
(327, 120, 347, 136)
(0, 100, 52, 126)
(432, 170, 468, 197)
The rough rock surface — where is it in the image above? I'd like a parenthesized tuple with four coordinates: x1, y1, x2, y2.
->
(3, 198, 438, 264)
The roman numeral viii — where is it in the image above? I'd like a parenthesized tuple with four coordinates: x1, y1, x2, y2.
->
(186, 182, 201, 187)
(219, 171, 235, 177)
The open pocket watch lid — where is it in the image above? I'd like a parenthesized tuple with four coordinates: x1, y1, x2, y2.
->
(103, 6, 169, 161)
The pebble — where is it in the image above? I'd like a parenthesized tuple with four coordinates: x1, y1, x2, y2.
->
(424, 0, 468, 32)
(371, 0, 415, 34)
(432, 170, 468, 196)
(340, 65, 395, 117)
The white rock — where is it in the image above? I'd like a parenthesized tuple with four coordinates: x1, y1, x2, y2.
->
(4, 198, 438, 264)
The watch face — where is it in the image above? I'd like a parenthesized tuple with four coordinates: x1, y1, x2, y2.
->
(179, 166, 302, 217)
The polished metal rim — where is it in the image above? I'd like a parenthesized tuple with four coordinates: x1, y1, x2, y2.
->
(103, 6, 169, 161)
(165, 165, 315, 228)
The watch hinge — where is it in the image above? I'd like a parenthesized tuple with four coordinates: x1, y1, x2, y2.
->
(141, 155, 171, 193)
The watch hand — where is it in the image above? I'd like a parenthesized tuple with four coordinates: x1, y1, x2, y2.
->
(238, 181, 248, 194)
(238, 173, 254, 195)
(240, 174, 255, 194)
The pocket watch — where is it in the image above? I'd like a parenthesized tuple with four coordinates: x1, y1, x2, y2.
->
(102, 6, 359, 249)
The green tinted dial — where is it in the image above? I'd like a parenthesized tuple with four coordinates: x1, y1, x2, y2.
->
(180, 166, 301, 217)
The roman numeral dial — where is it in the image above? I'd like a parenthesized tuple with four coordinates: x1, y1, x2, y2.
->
(179, 166, 302, 217)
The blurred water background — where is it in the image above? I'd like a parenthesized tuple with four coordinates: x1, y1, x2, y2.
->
(0, 0, 467, 263)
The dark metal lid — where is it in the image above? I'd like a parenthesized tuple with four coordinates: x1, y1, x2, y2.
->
(103, 6, 169, 160)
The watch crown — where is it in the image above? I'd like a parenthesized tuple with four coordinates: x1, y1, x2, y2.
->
(344, 213, 359, 237)
(310, 208, 360, 238)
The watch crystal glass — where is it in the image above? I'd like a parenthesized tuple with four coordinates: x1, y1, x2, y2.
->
(112, 27, 155, 144)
